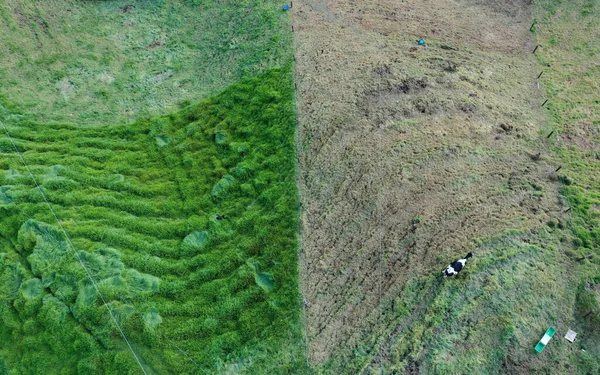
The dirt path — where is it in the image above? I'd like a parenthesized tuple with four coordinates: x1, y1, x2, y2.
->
(293, 0, 564, 367)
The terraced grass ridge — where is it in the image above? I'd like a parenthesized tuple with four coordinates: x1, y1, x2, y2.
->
(0, 66, 306, 374)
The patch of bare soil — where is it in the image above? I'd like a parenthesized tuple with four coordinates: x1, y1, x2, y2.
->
(120, 4, 135, 14)
(559, 124, 600, 151)
(148, 39, 163, 49)
(293, 0, 564, 368)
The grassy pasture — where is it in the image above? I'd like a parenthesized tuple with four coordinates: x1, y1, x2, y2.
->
(292, 0, 571, 371)
(320, 1, 600, 373)
(0, 0, 598, 374)
(0, 0, 305, 373)
(0, 0, 291, 126)
(533, 0, 600, 368)
(0, 67, 307, 374)
(318, 229, 592, 374)
(534, 0, 600, 265)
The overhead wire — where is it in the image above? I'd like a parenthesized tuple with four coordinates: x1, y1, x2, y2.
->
(0, 2, 204, 367)
(1, 120, 148, 375)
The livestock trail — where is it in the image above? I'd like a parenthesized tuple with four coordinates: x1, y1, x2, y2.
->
(0, 68, 307, 374)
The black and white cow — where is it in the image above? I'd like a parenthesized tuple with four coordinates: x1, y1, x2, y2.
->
(443, 252, 473, 277)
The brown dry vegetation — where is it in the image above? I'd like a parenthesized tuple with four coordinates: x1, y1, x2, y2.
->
(293, 0, 566, 367)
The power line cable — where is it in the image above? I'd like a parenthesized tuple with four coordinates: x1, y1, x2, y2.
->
(161, 333, 202, 369)
(377, 65, 385, 373)
(1, 120, 148, 375)
(2, 119, 206, 372)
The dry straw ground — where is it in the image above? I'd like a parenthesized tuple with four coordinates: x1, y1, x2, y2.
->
(293, 0, 567, 367)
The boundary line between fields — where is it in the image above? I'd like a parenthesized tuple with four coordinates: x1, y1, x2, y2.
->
(291, 6, 312, 369)
(376, 60, 385, 374)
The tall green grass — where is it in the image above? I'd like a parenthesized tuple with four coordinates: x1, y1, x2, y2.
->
(0, 67, 307, 374)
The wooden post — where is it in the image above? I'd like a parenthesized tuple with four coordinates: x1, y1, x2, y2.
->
(530, 22, 535, 31)
(541, 99, 549, 107)
(547, 130, 554, 138)
(533, 45, 539, 53)
(537, 71, 544, 79)
(565, 207, 572, 213)
(555, 166, 562, 172)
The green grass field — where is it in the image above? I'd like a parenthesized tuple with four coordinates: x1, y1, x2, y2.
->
(1, 0, 599, 374)
(0, 0, 291, 126)
(0, 1, 306, 374)
(534, 0, 600, 369)
(534, 0, 600, 270)
(317, 226, 597, 374)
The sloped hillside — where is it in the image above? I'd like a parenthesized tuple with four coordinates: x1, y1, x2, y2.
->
(293, 0, 599, 373)
(0, 68, 306, 374)
(0, 0, 290, 125)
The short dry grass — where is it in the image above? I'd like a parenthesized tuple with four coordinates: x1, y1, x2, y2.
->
(293, 0, 596, 373)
